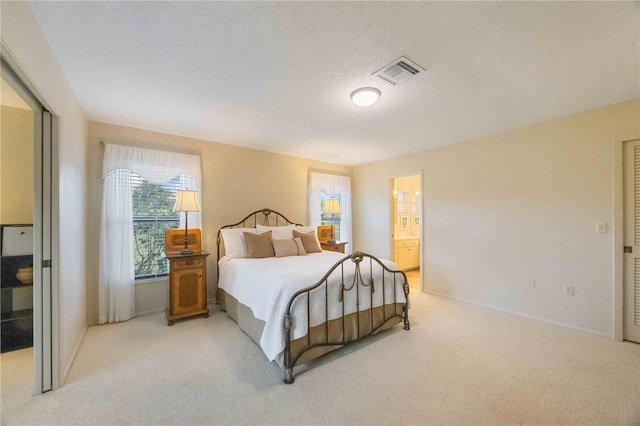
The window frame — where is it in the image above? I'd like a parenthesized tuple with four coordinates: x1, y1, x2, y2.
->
(131, 174, 184, 281)
(308, 171, 352, 251)
(132, 214, 180, 281)
(319, 191, 342, 241)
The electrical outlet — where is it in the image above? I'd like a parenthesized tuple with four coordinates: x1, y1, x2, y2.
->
(563, 285, 574, 296)
(526, 278, 535, 289)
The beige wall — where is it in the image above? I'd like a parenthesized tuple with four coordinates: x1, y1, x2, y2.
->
(1, 105, 34, 224)
(86, 121, 353, 324)
(2, 2, 89, 385)
(354, 100, 640, 337)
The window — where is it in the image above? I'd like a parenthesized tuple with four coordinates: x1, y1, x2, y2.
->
(132, 174, 182, 279)
(308, 172, 351, 251)
(319, 190, 342, 240)
(99, 143, 202, 324)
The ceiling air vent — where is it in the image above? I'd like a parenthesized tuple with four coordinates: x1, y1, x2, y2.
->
(372, 56, 425, 87)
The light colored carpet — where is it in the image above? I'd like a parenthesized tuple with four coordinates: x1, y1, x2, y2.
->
(2, 291, 639, 425)
(1, 347, 34, 424)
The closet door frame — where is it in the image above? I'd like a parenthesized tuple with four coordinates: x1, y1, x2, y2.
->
(2, 42, 60, 393)
(613, 132, 640, 342)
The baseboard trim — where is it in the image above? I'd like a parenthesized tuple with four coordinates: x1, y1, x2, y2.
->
(425, 290, 612, 339)
(135, 307, 166, 317)
(62, 324, 87, 386)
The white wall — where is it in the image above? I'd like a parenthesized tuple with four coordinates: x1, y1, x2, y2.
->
(1, 2, 89, 384)
(86, 121, 353, 324)
(354, 100, 640, 337)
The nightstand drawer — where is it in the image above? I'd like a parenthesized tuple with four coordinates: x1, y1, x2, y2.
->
(173, 257, 203, 269)
(320, 242, 348, 254)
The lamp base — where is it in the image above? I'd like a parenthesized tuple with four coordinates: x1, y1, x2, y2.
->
(180, 248, 194, 256)
(327, 239, 337, 244)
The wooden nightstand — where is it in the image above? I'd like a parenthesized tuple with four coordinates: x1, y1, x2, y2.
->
(320, 241, 348, 253)
(166, 252, 210, 326)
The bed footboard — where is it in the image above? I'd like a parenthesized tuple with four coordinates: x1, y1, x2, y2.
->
(283, 251, 410, 384)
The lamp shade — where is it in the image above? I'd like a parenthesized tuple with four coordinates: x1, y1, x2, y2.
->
(323, 199, 341, 215)
(173, 190, 202, 213)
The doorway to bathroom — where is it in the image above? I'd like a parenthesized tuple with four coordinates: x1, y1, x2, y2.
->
(390, 172, 422, 291)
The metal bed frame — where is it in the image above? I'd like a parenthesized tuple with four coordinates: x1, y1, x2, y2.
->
(216, 208, 410, 384)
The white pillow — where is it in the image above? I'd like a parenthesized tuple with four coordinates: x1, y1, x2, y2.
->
(256, 224, 296, 239)
(220, 228, 257, 258)
(295, 226, 314, 234)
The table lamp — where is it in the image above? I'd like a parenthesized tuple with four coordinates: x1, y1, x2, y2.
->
(173, 190, 202, 255)
(322, 199, 341, 243)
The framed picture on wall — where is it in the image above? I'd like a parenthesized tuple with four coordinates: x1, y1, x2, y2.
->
(411, 196, 420, 215)
(400, 215, 409, 230)
(413, 215, 420, 226)
(397, 192, 408, 214)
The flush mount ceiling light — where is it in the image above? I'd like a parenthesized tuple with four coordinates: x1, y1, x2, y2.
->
(350, 87, 381, 107)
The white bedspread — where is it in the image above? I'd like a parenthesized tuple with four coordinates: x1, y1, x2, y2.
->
(218, 251, 407, 363)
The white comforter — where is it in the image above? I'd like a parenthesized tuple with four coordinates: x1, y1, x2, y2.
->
(218, 251, 407, 364)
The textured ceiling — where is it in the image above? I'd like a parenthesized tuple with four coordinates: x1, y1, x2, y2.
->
(29, 1, 639, 166)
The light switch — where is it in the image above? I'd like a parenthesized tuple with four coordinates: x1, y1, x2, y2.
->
(596, 222, 607, 233)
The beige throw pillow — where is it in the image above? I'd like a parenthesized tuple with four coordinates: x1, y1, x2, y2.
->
(272, 237, 307, 258)
(292, 230, 322, 253)
(244, 231, 274, 258)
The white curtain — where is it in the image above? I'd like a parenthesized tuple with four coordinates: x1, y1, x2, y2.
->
(308, 172, 352, 254)
(99, 144, 202, 324)
(99, 169, 135, 324)
(102, 143, 202, 184)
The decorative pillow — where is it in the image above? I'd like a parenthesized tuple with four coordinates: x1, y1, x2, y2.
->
(220, 228, 258, 258)
(293, 230, 322, 253)
(256, 224, 296, 239)
(272, 237, 307, 258)
(294, 226, 314, 234)
(244, 231, 274, 258)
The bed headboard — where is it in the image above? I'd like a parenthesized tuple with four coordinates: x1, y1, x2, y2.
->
(216, 208, 303, 262)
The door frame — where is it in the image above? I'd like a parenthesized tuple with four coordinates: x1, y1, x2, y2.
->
(389, 170, 424, 292)
(613, 132, 640, 341)
(1, 42, 61, 392)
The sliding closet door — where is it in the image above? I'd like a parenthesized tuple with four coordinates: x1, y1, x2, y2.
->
(35, 110, 53, 391)
(623, 139, 640, 344)
(2, 57, 53, 393)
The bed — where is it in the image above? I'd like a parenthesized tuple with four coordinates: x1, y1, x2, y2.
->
(216, 208, 410, 384)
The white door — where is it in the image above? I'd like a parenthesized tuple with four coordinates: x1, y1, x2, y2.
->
(623, 139, 640, 343)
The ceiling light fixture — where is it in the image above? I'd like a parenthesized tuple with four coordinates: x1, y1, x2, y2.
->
(350, 87, 381, 107)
